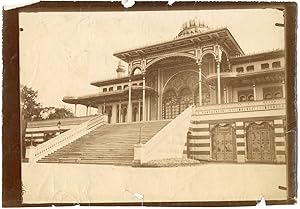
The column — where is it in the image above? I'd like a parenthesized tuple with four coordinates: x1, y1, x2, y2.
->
(253, 83, 257, 101)
(157, 68, 162, 119)
(224, 87, 227, 103)
(86, 105, 89, 116)
(198, 63, 202, 106)
(282, 80, 286, 98)
(216, 61, 221, 104)
(127, 79, 132, 122)
(142, 74, 146, 121)
(147, 97, 150, 121)
(74, 104, 77, 117)
(88, 105, 92, 116)
(118, 103, 121, 123)
(111, 104, 117, 124)
(138, 99, 141, 122)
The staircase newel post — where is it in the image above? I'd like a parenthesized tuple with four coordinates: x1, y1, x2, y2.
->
(133, 143, 144, 167)
(25, 146, 37, 163)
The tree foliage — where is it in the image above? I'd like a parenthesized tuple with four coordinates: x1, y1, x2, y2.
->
(41, 107, 74, 120)
(21, 85, 74, 122)
(21, 85, 42, 121)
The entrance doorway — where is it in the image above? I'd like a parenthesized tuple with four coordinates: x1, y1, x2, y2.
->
(212, 124, 237, 162)
(246, 122, 275, 162)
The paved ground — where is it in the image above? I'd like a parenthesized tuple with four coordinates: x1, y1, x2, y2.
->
(22, 163, 287, 204)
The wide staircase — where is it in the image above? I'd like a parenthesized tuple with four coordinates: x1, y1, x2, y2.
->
(38, 120, 170, 165)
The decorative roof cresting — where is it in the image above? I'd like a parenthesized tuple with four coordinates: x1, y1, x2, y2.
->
(176, 18, 211, 39)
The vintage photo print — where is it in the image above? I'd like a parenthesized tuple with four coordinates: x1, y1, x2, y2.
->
(2, 1, 297, 207)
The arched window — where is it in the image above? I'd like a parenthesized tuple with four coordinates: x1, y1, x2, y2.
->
(238, 89, 254, 102)
(263, 87, 283, 100)
(132, 67, 142, 75)
(238, 95, 247, 102)
(162, 90, 179, 119)
(274, 91, 282, 98)
(247, 94, 254, 101)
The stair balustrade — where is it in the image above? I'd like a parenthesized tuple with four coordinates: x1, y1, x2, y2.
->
(26, 115, 107, 162)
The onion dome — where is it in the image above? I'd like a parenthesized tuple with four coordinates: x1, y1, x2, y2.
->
(176, 19, 210, 38)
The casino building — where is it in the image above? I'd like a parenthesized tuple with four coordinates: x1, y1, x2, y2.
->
(25, 20, 286, 165)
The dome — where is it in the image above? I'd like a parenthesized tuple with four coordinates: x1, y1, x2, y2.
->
(176, 19, 210, 38)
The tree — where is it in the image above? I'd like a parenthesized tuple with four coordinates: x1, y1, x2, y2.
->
(21, 85, 74, 121)
(21, 85, 42, 159)
(21, 85, 42, 122)
(21, 85, 74, 159)
(41, 107, 74, 120)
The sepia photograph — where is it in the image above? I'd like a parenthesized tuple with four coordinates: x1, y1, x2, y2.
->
(2, 1, 297, 206)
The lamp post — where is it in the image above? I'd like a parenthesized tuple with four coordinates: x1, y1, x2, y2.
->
(139, 126, 142, 144)
(57, 121, 61, 135)
(30, 133, 34, 146)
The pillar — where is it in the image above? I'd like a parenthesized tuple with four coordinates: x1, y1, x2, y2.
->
(224, 87, 227, 103)
(118, 103, 122, 123)
(198, 63, 202, 106)
(157, 68, 162, 119)
(74, 104, 77, 117)
(142, 74, 146, 121)
(138, 99, 141, 122)
(216, 61, 221, 104)
(111, 103, 117, 124)
(282, 80, 285, 98)
(253, 83, 257, 101)
(88, 105, 92, 116)
(86, 105, 89, 116)
(147, 97, 150, 121)
(127, 79, 132, 122)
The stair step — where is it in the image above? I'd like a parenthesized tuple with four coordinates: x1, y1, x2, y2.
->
(38, 120, 170, 165)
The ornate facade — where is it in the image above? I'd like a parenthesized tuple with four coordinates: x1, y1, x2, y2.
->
(58, 19, 286, 164)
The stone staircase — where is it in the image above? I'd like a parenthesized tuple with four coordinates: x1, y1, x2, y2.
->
(38, 120, 170, 165)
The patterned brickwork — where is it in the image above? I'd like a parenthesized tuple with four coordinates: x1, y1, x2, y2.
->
(274, 119, 286, 163)
(235, 122, 246, 163)
(184, 116, 286, 164)
(184, 121, 210, 160)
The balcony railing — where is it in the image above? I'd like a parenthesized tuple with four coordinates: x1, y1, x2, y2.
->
(205, 67, 284, 81)
(192, 98, 286, 116)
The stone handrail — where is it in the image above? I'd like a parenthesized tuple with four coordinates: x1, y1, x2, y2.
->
(192, 99, 286, 116)
(26, 115, 107, 162)
(134, 106, 192, 164)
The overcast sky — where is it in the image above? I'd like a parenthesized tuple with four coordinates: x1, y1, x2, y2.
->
(19, 9, 284, 116)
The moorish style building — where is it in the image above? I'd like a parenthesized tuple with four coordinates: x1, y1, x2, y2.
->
(26, 20, 286, 165)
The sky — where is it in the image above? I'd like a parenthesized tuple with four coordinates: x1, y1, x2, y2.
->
(19, 9, 284, 116)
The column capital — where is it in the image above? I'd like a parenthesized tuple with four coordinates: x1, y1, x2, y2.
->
(196, 61, 202, 67)
(215, 59, 221, 65)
